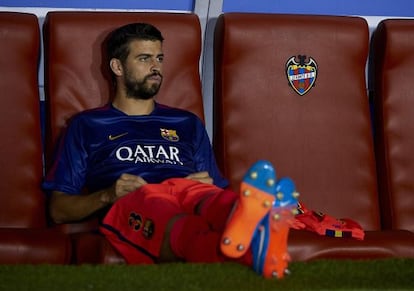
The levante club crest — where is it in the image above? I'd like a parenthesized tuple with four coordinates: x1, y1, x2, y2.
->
(286, 55, 318, 96)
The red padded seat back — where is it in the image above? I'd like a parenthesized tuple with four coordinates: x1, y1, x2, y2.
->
(0, 12, 46, 228)
(214, 13, 380, 230)
(370, 19, 414, 232)
(43, 12, 204, 169)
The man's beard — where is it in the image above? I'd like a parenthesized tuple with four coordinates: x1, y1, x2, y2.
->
(124, 72, 163, 100)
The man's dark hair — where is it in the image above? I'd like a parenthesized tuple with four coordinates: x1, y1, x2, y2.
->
(106, 23, 164, 65)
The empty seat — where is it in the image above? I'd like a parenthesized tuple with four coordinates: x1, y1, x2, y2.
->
(213, 12, 414, 260)
(0, 12, 70, 264)
(370, 19, 414, 233)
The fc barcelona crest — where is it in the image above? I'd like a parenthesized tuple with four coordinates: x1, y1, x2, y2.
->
(286, 55, 318, 96)
(160, 128, 179, 142)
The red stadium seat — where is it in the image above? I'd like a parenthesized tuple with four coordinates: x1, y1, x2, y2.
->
(43, 11, 204, 263)
(370, 19, 414, 233)
(0, 12, 71, 264)
(213, 13, 414, 260)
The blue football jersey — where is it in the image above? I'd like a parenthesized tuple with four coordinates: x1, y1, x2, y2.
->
(43, 103, 228, 194)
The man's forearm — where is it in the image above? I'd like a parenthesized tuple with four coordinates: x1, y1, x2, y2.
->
(49, 190, 113, 224)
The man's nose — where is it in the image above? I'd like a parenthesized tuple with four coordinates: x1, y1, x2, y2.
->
(150, 58, 162, 71)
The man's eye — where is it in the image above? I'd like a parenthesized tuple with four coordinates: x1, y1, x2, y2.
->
(157, 57, 164, 63)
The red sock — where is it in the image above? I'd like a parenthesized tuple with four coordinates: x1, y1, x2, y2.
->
(162, 178, 238, 232)
(198, 189, 238, 232)
(169, 214, 252, 266)
(169, 214, 225, 263)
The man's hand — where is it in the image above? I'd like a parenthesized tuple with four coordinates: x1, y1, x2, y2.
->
(185, 171, 213, 184)
(114, 173, 148, 200)
(101, 173, 148, 203)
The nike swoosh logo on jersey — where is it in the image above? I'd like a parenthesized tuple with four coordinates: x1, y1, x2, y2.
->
(108, 132, 128, 141)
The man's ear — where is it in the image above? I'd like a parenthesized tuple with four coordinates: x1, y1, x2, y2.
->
(110, 58, 123, 76)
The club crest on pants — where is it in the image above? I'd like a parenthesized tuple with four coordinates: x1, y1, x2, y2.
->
(286, 55, 318, 96)
(128, 212, 143, 231)
(142, 219, 155, 239)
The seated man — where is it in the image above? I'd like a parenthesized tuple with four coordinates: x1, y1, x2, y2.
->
(42, 22, 298, 279)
